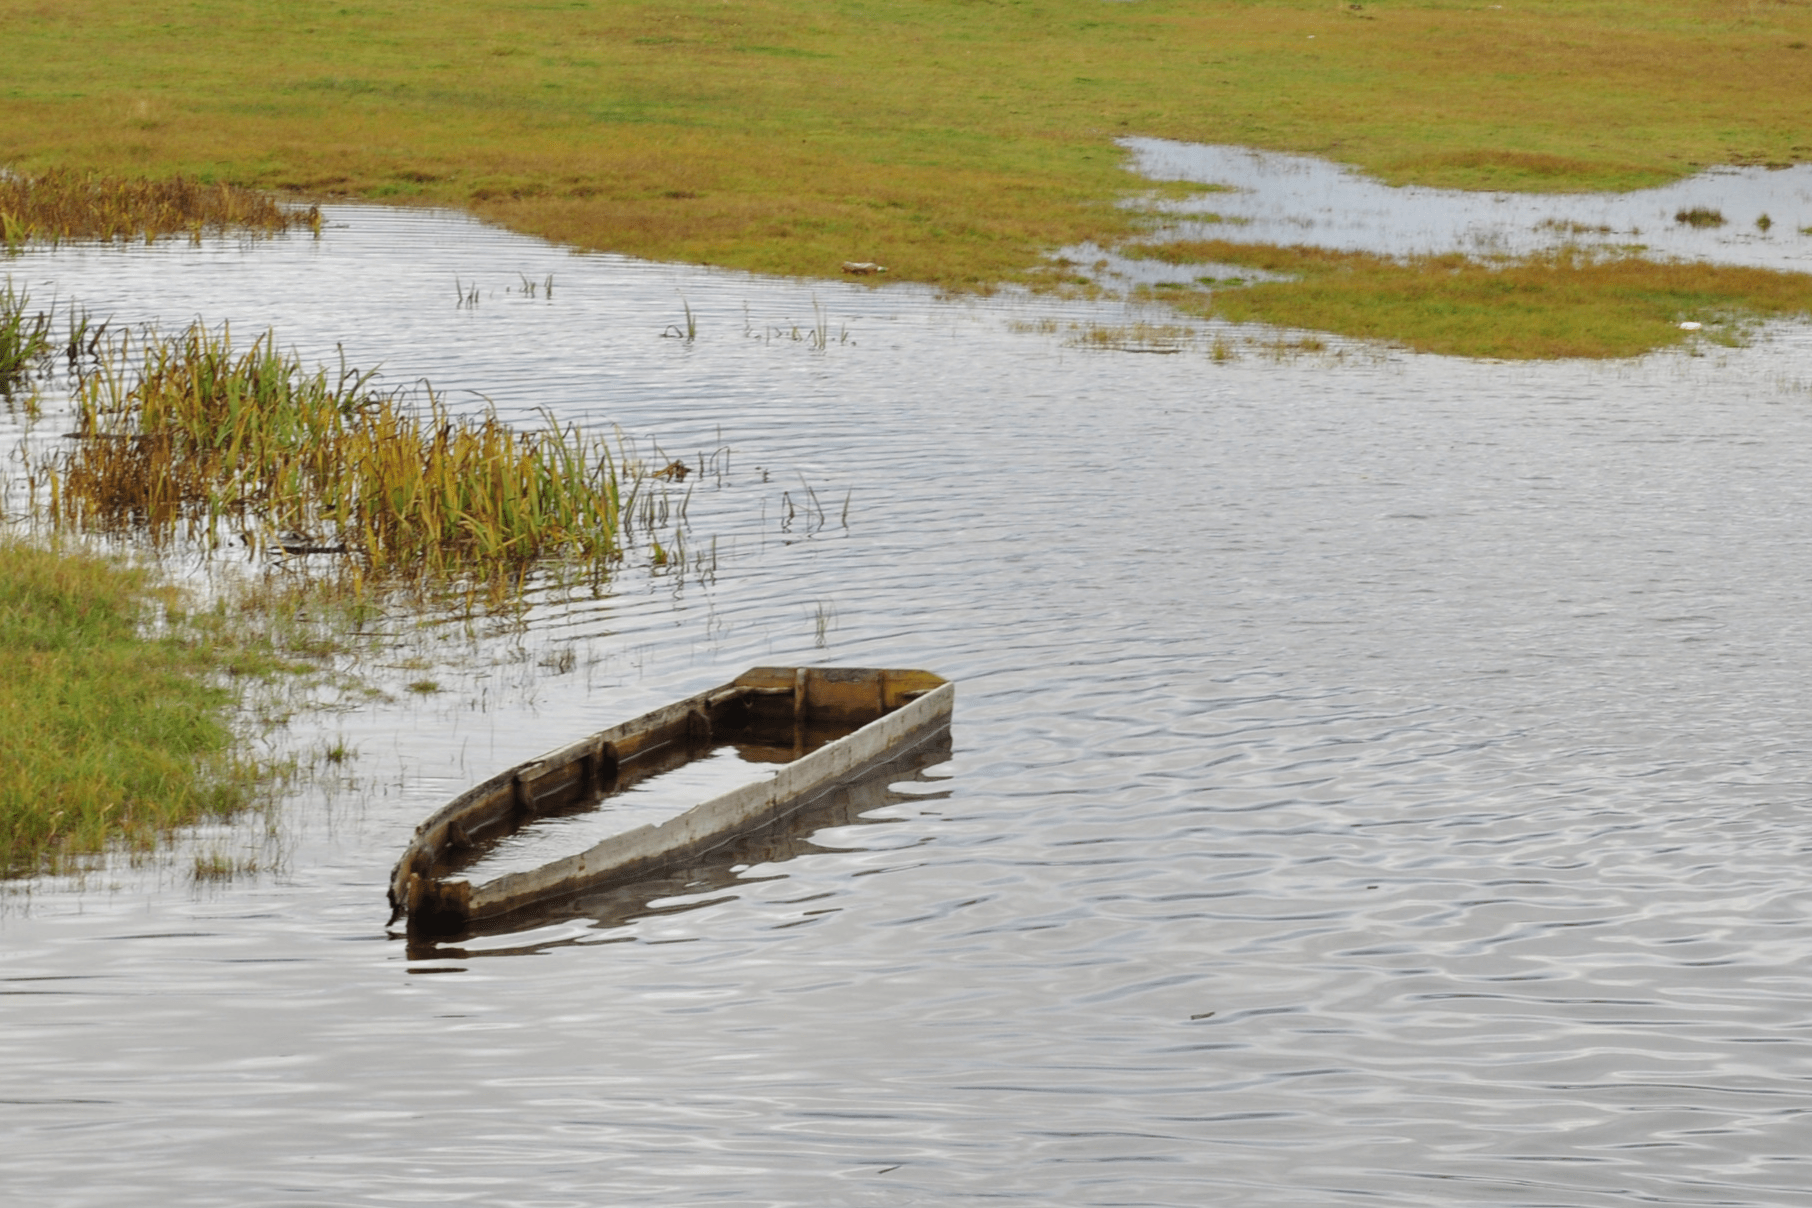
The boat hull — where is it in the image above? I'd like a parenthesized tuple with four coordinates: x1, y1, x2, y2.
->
(390, 667, 952, 933)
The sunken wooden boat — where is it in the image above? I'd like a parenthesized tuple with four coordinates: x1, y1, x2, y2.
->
(389, 666, 953, 933)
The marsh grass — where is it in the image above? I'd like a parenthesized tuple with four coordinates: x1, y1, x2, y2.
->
(0, 279, 54, 393)
(0, 169, 315, 249)
(37, 323, 628, 588)
(1133, 241, 1812, 359)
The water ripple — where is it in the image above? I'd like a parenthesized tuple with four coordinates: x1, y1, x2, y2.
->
(2, 204, 1812, 1205)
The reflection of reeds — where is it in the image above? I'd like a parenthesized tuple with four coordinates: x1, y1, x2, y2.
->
(0, 169, 316, 248)
(40, 323, 626, 587)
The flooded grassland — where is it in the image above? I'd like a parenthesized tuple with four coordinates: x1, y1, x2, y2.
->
(4, 156, 1812, 1205)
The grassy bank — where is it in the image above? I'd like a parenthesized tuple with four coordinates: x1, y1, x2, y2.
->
(2, 280, 661, 875)
(3, 2, 1811, 326)
(0, 539, 252, 875)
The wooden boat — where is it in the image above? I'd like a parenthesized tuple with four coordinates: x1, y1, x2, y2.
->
(403, 726, 954, 959)
(388, 666, 953, 933)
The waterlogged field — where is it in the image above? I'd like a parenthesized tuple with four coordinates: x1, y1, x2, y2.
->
(4, 184, 1812, 1205)
(8, 0, 1812, 356)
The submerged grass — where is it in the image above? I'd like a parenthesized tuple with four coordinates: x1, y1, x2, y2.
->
(0, 538, 250, 875)
(1, 168, 314, 249)
(1067, 321, 1194, 353)
(40, 323, 625, 586)
(1133, 241, 1812, 360)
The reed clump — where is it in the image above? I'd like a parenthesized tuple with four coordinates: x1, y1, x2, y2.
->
(0, 169, 316, 250)
(0, 279, 54, 393)
(41, 323, 624, 585)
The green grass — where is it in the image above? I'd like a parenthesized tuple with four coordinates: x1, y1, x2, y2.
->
(1135, 242, 1812, 359)
(0, 538, 250, 875)
(2, 1, 1810, 346)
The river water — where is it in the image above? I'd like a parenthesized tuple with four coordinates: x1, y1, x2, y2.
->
(5, 159, 1812, 1206)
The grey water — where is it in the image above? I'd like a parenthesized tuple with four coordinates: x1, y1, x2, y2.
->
(1123, 137, 1812, 268)
(5, 157, 1812, 1206)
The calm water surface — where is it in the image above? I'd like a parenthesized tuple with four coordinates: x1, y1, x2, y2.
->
(1123, 139, 1812, 267)
(4, 185, 1812, 1206)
